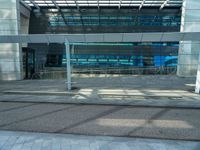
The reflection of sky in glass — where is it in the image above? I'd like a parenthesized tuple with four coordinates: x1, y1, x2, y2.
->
(48, 15, 181, 27)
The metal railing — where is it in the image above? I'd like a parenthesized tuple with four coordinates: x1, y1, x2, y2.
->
(31, 66, 177, 80)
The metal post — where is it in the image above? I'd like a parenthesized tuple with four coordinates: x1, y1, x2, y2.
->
(65, 41, 71, 91)
(195, 53, 200, 94)
(71, 44, 74, 73)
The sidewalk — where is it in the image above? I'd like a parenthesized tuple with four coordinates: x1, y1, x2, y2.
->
(0, 130, 200, 150)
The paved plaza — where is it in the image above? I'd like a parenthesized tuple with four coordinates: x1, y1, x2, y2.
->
(0, 75, 200, 149)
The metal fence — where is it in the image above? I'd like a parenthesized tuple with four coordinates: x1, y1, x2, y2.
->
(31, 66, 177, 79)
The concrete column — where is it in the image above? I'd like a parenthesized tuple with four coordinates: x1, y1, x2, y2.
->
(20, 3, 30, 47)
(65, 42, 71, 91)
(177, 0, 200, 77)
(195, 54, 200, 94)
(0, 0, 22, 80)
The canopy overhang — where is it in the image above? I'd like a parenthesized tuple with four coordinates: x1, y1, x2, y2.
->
(0, 32, 200, 43)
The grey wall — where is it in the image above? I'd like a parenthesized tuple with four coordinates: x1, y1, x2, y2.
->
(0, 0, 22, 80)
(177, 0, 200, 77)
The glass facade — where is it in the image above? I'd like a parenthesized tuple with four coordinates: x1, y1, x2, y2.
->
(29, 8, 181, 33)
(28, 8, 181, 74)
(45, 42, 178, 69)
(49, 15, 181, 27)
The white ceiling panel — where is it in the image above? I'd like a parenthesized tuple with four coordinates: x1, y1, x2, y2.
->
(20, 0, 183, 9)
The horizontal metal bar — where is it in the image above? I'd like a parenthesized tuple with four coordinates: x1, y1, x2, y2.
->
(0, 32, 200, 43)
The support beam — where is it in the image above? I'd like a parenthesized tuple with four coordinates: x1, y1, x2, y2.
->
(74, 0, 80, 10)
(20, 0, 32, 11)
(118, 0, 122, 9)
(51, 1, 68, 25)
(1, 32, 200, 43)
(160, 0, 169, 10)
(65, 41, 72, 91)
(30, 0, 40, 10)
(139, 0, 145, 10)
(195, 53, 200, 94)
(97, 0, 100, 10)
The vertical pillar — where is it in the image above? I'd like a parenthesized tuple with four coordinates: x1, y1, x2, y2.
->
(195, 54, 200, 94)
(177, 0, 200, 77)
(0, 0, 22, 80)
(20, 3, 30, 47)
(71, 44, 74, 73)
(65, 42, 71, 91)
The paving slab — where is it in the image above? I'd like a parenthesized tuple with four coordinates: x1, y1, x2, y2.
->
(0, 130, 200, 150)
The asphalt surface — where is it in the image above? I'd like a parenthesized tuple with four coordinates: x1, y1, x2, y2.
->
(0, 102, 200, 141)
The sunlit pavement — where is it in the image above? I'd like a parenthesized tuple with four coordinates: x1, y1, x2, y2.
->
(0, 130, 200, 150)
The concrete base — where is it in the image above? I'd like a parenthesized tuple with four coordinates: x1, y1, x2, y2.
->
(0, 72, 22, 80)
(195, 74, 200, 94)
